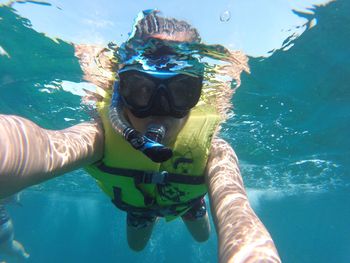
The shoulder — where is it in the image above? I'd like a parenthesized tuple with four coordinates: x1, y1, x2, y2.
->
(74, 44, 114, 90)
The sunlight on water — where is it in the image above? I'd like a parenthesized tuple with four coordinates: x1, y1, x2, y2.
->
(1, 0, 349, 262)
(0, 0, 347, 199)
(6, 0, 334, 57)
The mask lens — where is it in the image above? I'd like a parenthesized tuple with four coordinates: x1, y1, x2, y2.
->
(168, 75, 202, 109)
(118, 69, 203, 118)
(119, 72, 157, 108)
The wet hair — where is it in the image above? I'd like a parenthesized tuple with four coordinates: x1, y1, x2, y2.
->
(130, 10, 201, 43)
(110, 10, 203, 73)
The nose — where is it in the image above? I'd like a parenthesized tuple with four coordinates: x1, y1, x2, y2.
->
(159, 95, 170, 112)
(154, 86, 171, 114)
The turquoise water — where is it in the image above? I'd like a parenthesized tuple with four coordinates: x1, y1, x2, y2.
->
(1, 1, 350, 262)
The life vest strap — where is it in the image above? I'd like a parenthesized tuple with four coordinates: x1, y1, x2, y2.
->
(97, 162, 205, 185)
(112, 187, 204, 218)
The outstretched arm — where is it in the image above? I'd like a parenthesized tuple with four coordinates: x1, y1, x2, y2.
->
(206, 138, 281, 263)
(0, 114, 104, 198)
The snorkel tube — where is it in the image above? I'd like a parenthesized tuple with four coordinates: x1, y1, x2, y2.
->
(109, 82, 173, 163)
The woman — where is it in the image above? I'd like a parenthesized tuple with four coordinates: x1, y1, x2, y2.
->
(0, 10, 280, 262)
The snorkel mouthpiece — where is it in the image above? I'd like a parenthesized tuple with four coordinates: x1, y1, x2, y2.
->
(123, 125, 172, 163)
(143, 125, 173, 162)
(145, 124, 166, 142)
(109, 85, 173, 163)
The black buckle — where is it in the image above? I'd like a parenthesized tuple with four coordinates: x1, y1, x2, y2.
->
(138, 171, 168, 184)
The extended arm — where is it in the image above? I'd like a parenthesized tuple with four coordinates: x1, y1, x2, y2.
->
(0, 114, 104, 198)
(206, 138, 281, 263)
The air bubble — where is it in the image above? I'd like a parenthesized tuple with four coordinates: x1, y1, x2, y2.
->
(220, 10, 231, 22)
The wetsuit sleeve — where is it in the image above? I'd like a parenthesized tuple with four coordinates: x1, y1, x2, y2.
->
(205, 137, 281, 263)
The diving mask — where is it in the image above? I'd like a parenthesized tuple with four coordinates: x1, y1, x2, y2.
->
(118, 69, 203, 118)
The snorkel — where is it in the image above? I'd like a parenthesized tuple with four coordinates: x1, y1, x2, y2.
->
(109, 81, 173, 163)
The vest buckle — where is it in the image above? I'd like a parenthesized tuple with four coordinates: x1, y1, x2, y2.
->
(141, 171, 168, 184)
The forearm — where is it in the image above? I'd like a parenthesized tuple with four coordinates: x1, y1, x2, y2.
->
(206, 138, 280, 263)
(0, 114, 103, 198)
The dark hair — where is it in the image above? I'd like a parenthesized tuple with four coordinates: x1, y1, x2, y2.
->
(111, 10, 203, 74)
(131, 10, 201, 43)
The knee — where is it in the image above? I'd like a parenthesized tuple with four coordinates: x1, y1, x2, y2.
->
(183, 215, 211, 243)
(127, 235, 149, 252)
(193, 230, 210, 243)
(126, 224, 155, 252)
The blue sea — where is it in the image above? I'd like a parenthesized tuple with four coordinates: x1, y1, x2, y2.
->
(0, 0, 349, 262)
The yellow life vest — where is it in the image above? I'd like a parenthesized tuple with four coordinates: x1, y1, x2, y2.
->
(85, 94, 221, 221)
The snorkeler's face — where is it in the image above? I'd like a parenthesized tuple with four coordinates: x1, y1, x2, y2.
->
(118, 69, 202, 118)
(125, 108, 189, 144)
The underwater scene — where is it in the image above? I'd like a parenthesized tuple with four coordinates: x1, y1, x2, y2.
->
(0, 0, 349, 262)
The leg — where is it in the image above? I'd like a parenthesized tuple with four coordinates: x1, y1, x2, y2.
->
(9, 240, 30, 260)
(126, 212, 157, 251)
(0, 221, 29, 260)
(182, 198, 210, 242)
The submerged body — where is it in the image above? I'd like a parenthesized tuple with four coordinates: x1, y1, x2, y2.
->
(0, 10, 281, 263)
(0, 114, 280, 262)
(0, 197, 29, 261)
